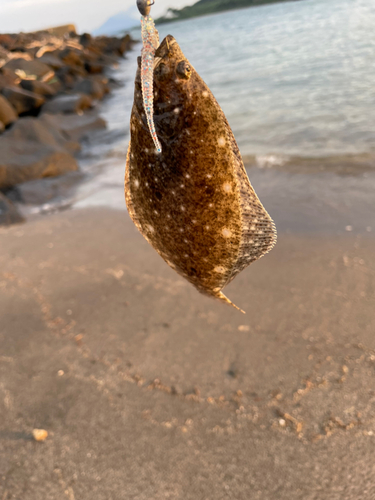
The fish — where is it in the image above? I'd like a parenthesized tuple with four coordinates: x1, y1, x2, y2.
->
(125, 35, 277, 312)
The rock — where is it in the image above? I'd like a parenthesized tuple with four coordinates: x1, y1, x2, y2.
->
(0, 67, 20, 90)
(38, 24, 76, 37)
(42, 93, 92, 114)
(80, 33, 92, 47)
(37, 54, 65, 70)
(56, 61, 87, 79)
(90, 75, 110, 95)
(8, 116, 78, 150)
(0, 46, 10, 63)
(1, 86, 45, 115)
(109, 76, 124, 87)
(20, 79, 58, 97)
(0, 95, 18, 127)
(0, 122, 5, 133)
(47, 79, 63, 94)
(84, 61, 105, 74)
(60, 140, 81, 155)
(81, 49, 102, 64)
(37, 115, 81, 154)
(0, 34, 15, 50)
(9, 46, 28, 54)
(0, 192, 24, 226)
(85, 44, 103, 59)
(55, 67, 77, 90)
(98, 53, 120, 68)
(96, 34, 132, 57)
(5, 117, 54, 143)
(40, 112, 106, 141)
(108, 77, 124, 91)
(24, 46, 40, 59)
(0, 118, 78, 190)
(59, 48, 85, 69)
(96, 75, 110, 90)
(5, 32, 35, 52)
(32, 429, 48, 442)
(73, 79, 104, 100)
(3, 58, 54, 82)
(9, 171, 84, 205)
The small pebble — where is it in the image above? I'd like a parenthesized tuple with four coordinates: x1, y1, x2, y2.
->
(74, 334, 83, 343)
(345, 225, 353, 232)
(238, 325, 250, 332)
(32, 429, 48, 442)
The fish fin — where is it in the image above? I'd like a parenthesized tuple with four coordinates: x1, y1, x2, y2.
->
(217, 292, 246, 314)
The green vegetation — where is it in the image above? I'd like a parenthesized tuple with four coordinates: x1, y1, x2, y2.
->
(156, 0, 301, 24)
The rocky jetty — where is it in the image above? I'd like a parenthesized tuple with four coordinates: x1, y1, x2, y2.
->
(0, 25, 133, 224)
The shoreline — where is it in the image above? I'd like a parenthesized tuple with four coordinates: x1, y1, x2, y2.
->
(11, 159, 374, 238)
(243, 153, 375, 176)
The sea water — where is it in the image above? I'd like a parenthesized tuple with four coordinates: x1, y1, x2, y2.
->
(155, 0, 375, 160)
(35, 0, 375, 214)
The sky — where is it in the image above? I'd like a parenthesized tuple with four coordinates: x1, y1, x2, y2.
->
(0, 0, 193, 34)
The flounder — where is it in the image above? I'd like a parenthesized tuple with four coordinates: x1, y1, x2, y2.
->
(125, 35, 276, 312)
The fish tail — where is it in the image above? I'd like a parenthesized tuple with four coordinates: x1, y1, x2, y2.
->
(217, 292, 246, 314)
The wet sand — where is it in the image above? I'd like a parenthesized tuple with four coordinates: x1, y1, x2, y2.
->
(1, 183, 375, 498)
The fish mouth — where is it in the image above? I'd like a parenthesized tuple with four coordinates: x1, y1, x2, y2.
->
(154, 35, 177, 68)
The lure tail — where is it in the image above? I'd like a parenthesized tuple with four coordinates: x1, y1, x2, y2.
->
(140, 15, 162, 153)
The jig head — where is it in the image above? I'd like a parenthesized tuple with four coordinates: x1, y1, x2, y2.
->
(136, 0, 155, 16)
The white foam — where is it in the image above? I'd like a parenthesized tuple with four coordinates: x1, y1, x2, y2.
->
(255, 155, 289, 169)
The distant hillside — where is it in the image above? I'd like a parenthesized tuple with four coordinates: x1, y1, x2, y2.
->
(93, 6, 138, 36)
(157, 0, 302, 23)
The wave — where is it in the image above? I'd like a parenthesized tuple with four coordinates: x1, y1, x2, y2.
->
(242, 153, 375, 175)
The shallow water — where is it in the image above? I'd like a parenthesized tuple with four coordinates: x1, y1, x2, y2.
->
(25, 0, 375, 217)
(155, 0, 375, 159)
(94, 0, 375, 163)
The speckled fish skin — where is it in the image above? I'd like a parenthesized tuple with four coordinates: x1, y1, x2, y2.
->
(125, 35, 276, 312)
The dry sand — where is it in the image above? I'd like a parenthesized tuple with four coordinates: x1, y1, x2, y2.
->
(0, 195, 374, 499)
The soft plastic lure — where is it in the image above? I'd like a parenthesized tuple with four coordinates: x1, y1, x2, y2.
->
(137, 0, 162, 153)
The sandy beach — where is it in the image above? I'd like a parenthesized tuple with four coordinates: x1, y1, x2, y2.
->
(1, 170, 374, 498)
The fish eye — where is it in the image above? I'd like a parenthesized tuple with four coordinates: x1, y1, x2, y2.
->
(176, 61, 192, 80)
(154, 62, 170, 81)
